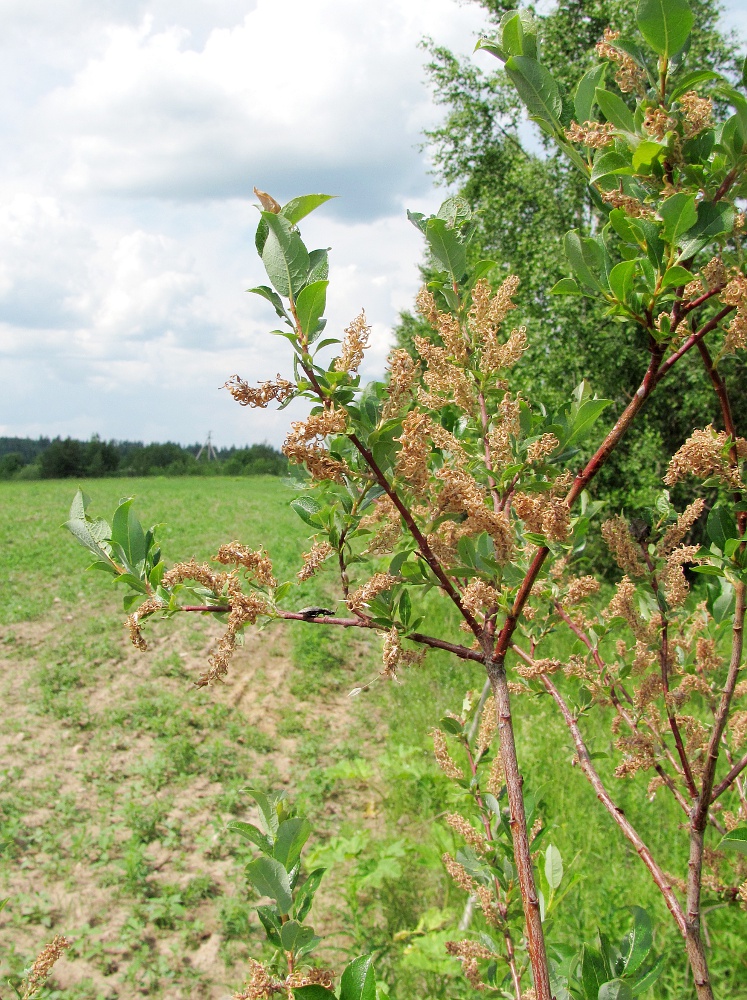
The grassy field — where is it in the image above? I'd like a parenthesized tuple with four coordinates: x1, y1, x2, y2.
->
(0, 478, 745, 998)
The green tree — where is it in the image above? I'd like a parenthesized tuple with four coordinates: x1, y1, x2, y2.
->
(399, 0, 745, 518)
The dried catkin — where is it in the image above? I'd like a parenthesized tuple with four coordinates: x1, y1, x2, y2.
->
(21, 936, 70, 1000)
(297, 540, 333, 582)
(431, 728, 464, 779)
(335, 310, 370, 373)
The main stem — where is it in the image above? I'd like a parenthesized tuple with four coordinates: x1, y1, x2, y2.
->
(488, 657, 553, 1000)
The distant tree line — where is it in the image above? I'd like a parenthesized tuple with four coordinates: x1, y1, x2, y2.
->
(0, 436, 288, 480)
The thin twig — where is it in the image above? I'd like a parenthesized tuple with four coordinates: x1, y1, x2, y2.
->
(536, 669, 687, 935)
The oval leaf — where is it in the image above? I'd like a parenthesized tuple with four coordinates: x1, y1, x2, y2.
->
(544, 844, 563, 890)
(295, 281, 328, 338)
(608, 260, 637, 302)
(595, 88, 635, 133)
(575, 64, 607, 123)
(273, 817, 312, 870)
(717, 826, 747, 854)
(623, 905, 653, 975)
(636, 0, 693, 57)
(599, 980, 634, 1000)
(505, 55, 562, 126)
(590, 151, 633, 183)
(339, 955, 377, 1000)
(281, 194, 335, 224)
(261, 212, 310, 301)
(551, 277, 582, 295)
(291, 495, 324, 527)
(660, 265, 692, 289)
(659, 192, 697, 243)
(245, 856, 293, 914)
(424, 218, 467, 281)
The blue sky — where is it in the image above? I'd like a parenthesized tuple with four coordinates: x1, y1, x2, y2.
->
(0, 0, 744, 448)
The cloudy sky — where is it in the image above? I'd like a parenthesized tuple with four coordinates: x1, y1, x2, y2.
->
(0, 0, 744, 449)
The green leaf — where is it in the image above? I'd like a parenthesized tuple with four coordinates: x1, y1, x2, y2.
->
(295, 281, 328, 338)
(273, 817, 312, 870)
(707, 504, 737, 552)
(256, 904, 283, 947)
(595, 88, 635, 133)
(608, 260, 637, 301)
(247, 285, 293, 323)
(281, 194, 335, 224)
(293, 988, 336, 999)
(291, 495, 324, 526)
(575, 64, 607, 123)
(660, 265, 692, 289)
(505, 55, 562, 126)
(599, 980, 634, 1000)
(564, 230, 604, 291)
(718, 86, 747, 146)
(280, 920, 316, 954)
(659, 192, 697, 243)
(111, 497, 147, 568)
(717, 826, 747, 854)
(261, 212, 310, 301)
(469, 259, 498, 285)
(623, 906, 653, 975)
(630, 954, 665, 995)
(631, 140, 666, 171)
(68, 488, 90, 522)
(608, 209, 644, 245)
(551, 277, 582, 295)
(670, 70, 722, 100)
(564, 398, 612, 449)
(501, 12, 525, 59)
(544, 844, 563, 890)
(112, 572, 150, 595)
(581, 947, 608, 999)
(590, 151, 633, 183)
(424, 218, 467, 281)
(307, 248, 330, 283)
(294, 868, 326, 922)
(340, 955, 377, 1000)
(636, 0, 693, 57)
(245, 857, 293, 914)
(399, 589, 411, 627)
(228, 821, 273, 855)
(677, 201, 735, 259)
(247, 788, 282, 836)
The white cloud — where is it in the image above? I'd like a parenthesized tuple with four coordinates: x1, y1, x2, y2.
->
(0, 0, 489, 445)
(24, 0, 486, 215)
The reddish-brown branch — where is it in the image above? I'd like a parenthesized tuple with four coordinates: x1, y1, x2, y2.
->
(697, 338, 746, 535)
(695, 581, 746, 823)
(180, 605, 483, 662)
(554, 601, 633, 707)
(679, 284, 725, 321)
(659, 305, 734, 375)
(182, 605, 231, 612)
(494, 348, 666, 661)
(684, 581, 745, 1000)
(714, 166, 739, 203)
(347, 431, 483, 638)
(640, 550, 699, 799)
(487, 658, 552, 1000)
(711, 750, 747, 802)
(538, 671, 687, 935)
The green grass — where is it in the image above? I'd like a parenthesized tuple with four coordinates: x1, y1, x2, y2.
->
(1, 477, 745, 999)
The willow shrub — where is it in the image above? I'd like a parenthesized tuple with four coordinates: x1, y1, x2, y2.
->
(65, 1, 747, 998)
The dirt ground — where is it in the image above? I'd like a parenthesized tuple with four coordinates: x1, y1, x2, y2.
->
(0, 598, 382, 999)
